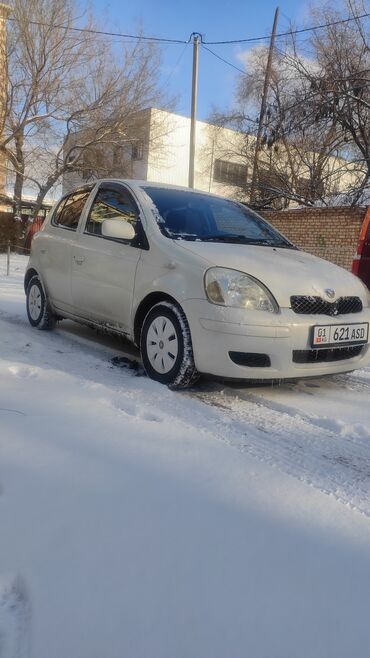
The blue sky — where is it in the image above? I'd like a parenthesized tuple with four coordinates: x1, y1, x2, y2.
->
(92, 0, 309, 120)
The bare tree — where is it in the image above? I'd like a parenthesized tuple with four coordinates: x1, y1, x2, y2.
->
(283, 0, 370, 205)
(211, 0, 369, 208)
(1, 0, 171, 218)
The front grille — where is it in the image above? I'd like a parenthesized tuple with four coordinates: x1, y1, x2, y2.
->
(291, 295, 363, 316)
(229, 352, 271, 368)
(293, 345, 363, 364)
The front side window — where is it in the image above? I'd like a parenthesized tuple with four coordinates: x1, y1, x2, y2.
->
(53, 189, 92, 230)
(85, 186, 139, 237)
(143, 187, 294, 248)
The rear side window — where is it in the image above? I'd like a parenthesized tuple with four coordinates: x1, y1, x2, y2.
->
(52, 189, 91, 230)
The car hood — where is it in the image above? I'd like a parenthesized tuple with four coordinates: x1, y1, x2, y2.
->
(177, 242, 366, 307)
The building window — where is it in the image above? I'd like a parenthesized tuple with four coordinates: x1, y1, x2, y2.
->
(213, 159, 247, 188)
(132, 140, 144, 161)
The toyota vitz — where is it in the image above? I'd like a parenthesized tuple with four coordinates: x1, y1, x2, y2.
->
(25, 180, 370, 389)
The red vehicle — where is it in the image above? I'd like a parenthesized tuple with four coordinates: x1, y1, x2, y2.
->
(352, 208, 370, 291)
(24, 216, 45, 251)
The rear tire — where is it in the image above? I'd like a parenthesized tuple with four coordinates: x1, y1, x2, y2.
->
(26, 275, 56, 330)
(140, 302, 199, 389)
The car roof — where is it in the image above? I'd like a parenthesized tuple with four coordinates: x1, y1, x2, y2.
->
(88, 178, 228, 200)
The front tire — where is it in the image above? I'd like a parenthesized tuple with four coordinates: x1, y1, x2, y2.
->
(26, 275, 56, 330)
(140, 302, 199, 389)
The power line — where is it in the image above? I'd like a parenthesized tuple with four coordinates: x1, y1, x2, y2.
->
(163, 42, 190, 86)
(6, 11, 370, 48)
(202, 44, 246, 75)
(204, 41, 370, 85)
(6, 17, 189, 45)
(203, 11, 370, 45)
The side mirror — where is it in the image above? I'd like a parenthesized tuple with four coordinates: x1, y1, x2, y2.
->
(102, 219, 136, 241)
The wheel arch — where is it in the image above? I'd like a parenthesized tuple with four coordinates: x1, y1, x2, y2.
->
(24, 267, 39, 293)
(133, 292, 182, 346)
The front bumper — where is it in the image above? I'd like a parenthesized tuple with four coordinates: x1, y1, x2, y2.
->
(182, 299, 370, 380)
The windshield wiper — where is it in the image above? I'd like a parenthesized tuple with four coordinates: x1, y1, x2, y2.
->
(272, 241, 295, 249)
(168, 233, 198, 241)
(201, 234, 275, 245)
(201, 234, 252, 243)
(167, 232, 294, 248)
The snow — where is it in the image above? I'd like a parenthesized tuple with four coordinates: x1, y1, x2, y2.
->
(2, 254, 370, 658)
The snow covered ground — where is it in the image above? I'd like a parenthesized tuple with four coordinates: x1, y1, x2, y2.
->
(2, 254, 370, 658)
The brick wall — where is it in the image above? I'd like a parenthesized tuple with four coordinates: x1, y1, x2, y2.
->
(1, 204, 367, 269)
(260, 207, 367, 271)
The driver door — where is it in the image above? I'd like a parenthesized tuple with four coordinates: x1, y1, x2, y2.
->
(71, 182, 143, 334)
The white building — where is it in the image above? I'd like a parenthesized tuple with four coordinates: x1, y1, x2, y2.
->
(63, 107, 360, 207)
(63, 108, 251, 200)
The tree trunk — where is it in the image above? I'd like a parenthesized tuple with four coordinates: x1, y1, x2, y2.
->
(32, 188, 48, 220)
(32, 173, 60, 219)
(13, 132, 25, 220)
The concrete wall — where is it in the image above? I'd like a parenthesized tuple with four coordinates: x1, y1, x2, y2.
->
(260, 206, 367, 271)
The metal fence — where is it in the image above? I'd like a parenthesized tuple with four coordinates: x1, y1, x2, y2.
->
(0, 241, 29, 275)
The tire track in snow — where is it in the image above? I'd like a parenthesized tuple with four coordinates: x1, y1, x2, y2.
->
(333, 372, 370, 393)
(185, 384, 370, 517)
(2, 309, 370, 517)
(0, 574, 31, 658)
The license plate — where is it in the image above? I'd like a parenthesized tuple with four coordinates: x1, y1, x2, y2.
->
(312, 322, 369, 348)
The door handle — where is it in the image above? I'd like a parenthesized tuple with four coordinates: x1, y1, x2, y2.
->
(40, 248, 46, 254)
(74, 256, 85, 265)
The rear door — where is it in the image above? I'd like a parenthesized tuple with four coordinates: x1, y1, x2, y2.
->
(70, 182, 144, 334)
(39, 187, 93, 311)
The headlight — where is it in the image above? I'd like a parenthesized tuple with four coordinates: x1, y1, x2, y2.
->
(204, 267, 278, 312)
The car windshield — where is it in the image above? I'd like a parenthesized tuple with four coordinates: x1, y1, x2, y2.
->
(143, 187, 294, 248)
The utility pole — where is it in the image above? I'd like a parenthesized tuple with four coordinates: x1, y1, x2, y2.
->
(188, 33, 200, 188)
(249, 7, 279, 205)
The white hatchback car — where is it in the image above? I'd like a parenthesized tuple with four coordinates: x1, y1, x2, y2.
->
(25, 180, 370, 388)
